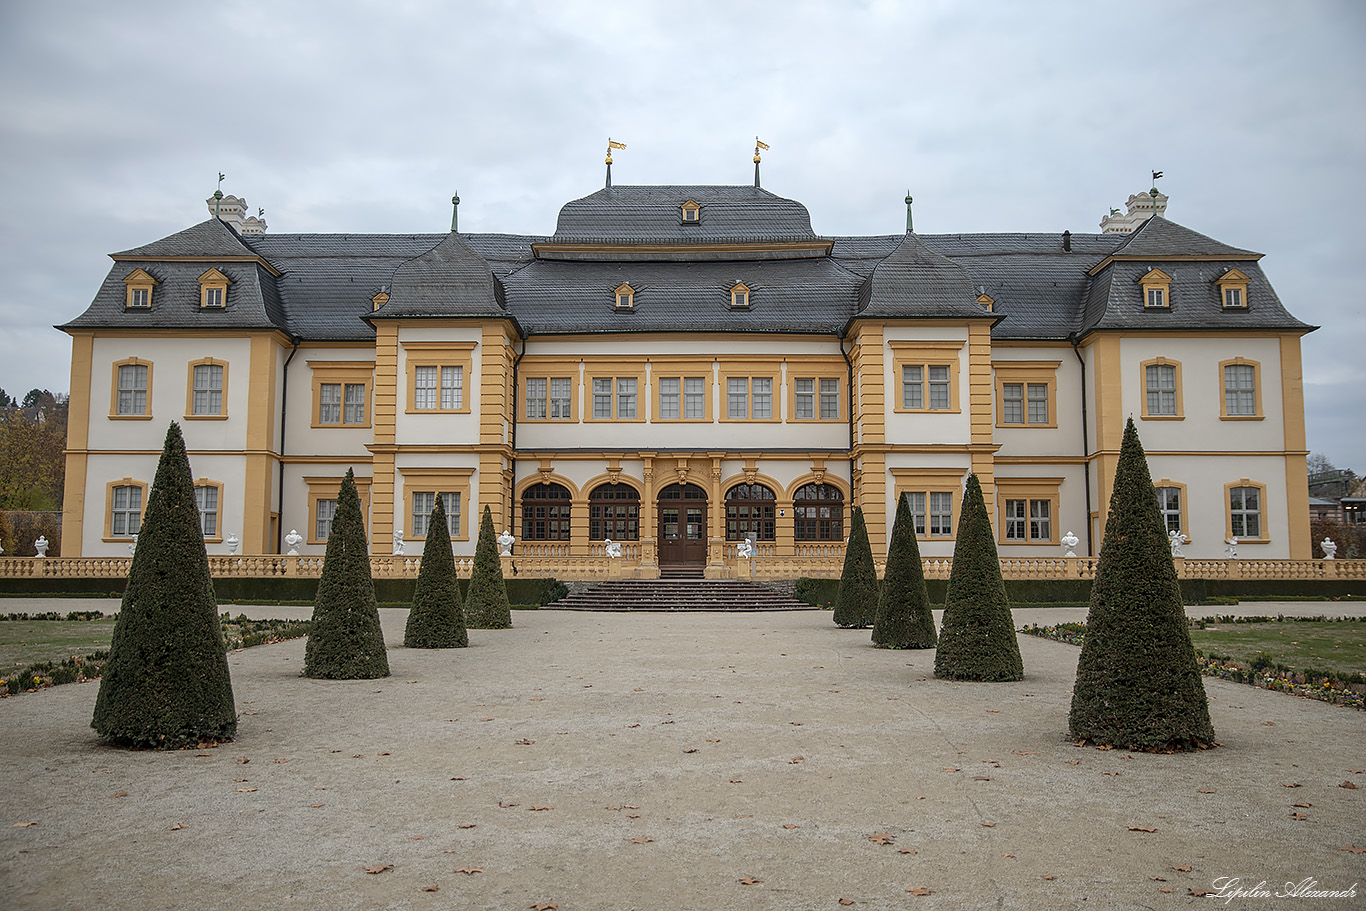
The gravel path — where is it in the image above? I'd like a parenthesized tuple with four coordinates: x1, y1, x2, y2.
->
(1, 602, 1362, 910)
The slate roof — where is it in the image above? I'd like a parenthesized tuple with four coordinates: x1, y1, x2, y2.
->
(546, 185, 819, 247)
(61, 186, 1312, 342)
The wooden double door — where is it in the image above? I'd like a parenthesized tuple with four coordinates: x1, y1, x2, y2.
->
(657, 483, 707, 571)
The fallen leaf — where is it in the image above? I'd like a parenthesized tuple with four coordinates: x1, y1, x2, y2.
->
(365, 864, 393, 874)
(1340, 781, 1360, 789)
(1172, 864, 1191, 872)
(1290, 812, 1308, 820)
(1292, 803, 1312, 808)
(1065, 760, 1080, 765)
(1340, 846, 1366, 854)
(1127, 826, 1156, 832)
(868, 833, 895, 845)
(683, 749, 699, 754)
(458, 823, 475, 829)
(1101, 771, 1121, 777)
(410, 835, 424, 840)
(1262, 721, 1276, 726)
(972, 776, 991, 781)
(789, 721, 803, 726)
(1283, 782, 1303, 788)
(310, 803, 325, 808)
(170, 823, 188, 830)
(907, 887, 932, 896)
(109, 791, 127, 799)
(1189, 888, 1214, 896)
(839, 900, 855, 906)
(1197, 788, 1215, 794)
(1042, 875, 1055, 880)
(11, 821, 38, 828)
(528, 805, 552, 811)
(455, 867, 483, 875)
(980, 822, 996, 828)
(515, 739, 535, 746)
(421, 885, 438, 892)
(1011, 750, 1038, 755)
(233, 777, 249, 783)
(624, 804, 639, 809)
(626, 814, 640, 819)
(1152, 876, 1167, 882)
(729, 779, 742, 784)
(530, 905, 557, 911)
(499, 801, 519, 808)
(236, 757, 250, 764)
(631, 836, 653, 844)
(738, 877, 762, 885)
(1159, 887, 1174, 893)
(627, 723, 640, 728)
(789, 756, 804, 764)
(708, 739, 721, 743)
(273, 758, 289, 764)
(480, 718, 494, 722)
(943, 767, 961, 773)
(1002, 854, 1013, 858)
(899, 849, 918, 855)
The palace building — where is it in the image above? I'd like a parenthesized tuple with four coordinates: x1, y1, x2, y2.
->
(58, 173, 1315, 576)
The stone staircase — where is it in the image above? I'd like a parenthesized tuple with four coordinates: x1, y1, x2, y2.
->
(543, 579, 816, 612)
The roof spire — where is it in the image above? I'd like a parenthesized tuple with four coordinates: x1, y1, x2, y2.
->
(904, 191, 914, 233)
(450, 191, 460, 233)
(606, 138, 626, 188)
(753, 137, 769, 188)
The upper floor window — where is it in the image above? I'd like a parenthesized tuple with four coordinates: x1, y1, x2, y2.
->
(726, 376, 774, 420)
(903, 365, 951, 410)
(680, 200, 700, 223)
(729, 282, 751, 309)
(614, 283, 635, 310)
(657, 376, 708, 421)
(1139, 267, 1171, 309)
(891, 340, 964, 414)
(793, 377, 841, 420)
(190, 362, 225, 416)
(414, 365, 463, 411)
(197, 268, 232, 309)
(310, 361, 374, 428)
(116, 362, 149, 416)
(1221, 360, 1260, 418)
(1217, 268, 1249, 309)
(525, 376, 574, 420)
(1143, 360, 1181, 418)
(123, 268, 158, 309)
(319, 383, 366, 425)
(591, 376, 639, 420)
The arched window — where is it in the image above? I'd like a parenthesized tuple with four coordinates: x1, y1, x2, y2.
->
(589, 484, 640, 540)
(793, 483, 843, 541)
(522, 482, 572, 541)
(726, 483, 776, 540)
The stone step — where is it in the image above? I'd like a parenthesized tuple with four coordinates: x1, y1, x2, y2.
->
(543, 580, 816, 612)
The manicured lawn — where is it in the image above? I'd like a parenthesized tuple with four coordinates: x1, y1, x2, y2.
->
(0, 618, 116, 670)
(1188, 620, 1366, 677)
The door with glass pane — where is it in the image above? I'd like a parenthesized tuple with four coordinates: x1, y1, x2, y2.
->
(657, 483, 707, 569)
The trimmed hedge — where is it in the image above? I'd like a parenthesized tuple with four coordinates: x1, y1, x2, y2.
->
(91, 423, 237, 749)
(872, 493, 937, 649)
(303, 470, 390, 679)
(833, 506, 878, 628)
(934, 474, 1023, 682)
(1069, 419, 1215, 751)
(464, 505, 512, 629)
(403, 496, 467, 649)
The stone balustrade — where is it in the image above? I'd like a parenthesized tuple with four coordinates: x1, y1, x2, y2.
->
(1, 554, 1363, 583)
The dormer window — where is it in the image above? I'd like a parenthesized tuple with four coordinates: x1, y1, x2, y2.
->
(1138, 268, 1172, 309)
(613, 283, 635, 310)
(371, 290, 390, 312)
(729, 282, 751, 309)
(680, 200, 700, 224)
(198, 268, 233, 309)
(122, 269, 159, 309)
(1217, 268, 1249, 309)
(976, 292, 995, 312)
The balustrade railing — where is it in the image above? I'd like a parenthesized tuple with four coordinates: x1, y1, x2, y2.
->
(1, 554, 1362, 583)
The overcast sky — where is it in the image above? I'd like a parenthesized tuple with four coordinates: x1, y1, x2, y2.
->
(2, 0, 1362, 467)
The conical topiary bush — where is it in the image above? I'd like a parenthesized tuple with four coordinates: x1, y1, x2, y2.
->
(833, 505, 878, 629)
(1069, 418, 1215, 751)
(934, 474, 1023, 681)
(404, 495, 468, 648)
(872, 492, 937, 649)
(464, 505, 512, 629)
(304, 469, 390, 679)
(92, 422, 237, 748)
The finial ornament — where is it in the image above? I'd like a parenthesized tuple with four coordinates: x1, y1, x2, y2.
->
(606, 138, 626, 188)
(905, 190, 914, 233)
(753, 137, 769, 187)
(1151, 169, 1164, 194)
(213, 172, 226, 217)
(450, 191, 460, 233)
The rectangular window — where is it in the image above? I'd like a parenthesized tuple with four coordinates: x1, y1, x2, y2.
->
(1026, 383, 1048, 424)
(204, 287, 224, 308)
(440, 366, 462, 410)
(820, 378, 840, 419)
(1146, 364, 1177, 415)
(550, 377, 572, 419)
(593, 378, 613, 419)
(319, 383, 341, 424)
(526, 377, 547, 419)
(1004, 499, 1027, 541)
(751, 378, 772, 419)
(412, 491, 460, 538)
(907, 492, 927, 535)
(928, 366, 950, 410)
(903, 365, 951, 411)
(1146, 288, 1165, 308)
(1230, 486, 1261, 538)
(795, 378, 815, 419)
(343, 384, 365, 424)
(1030, 499, 1051, 541)
(195, 485, 218, 537)
(1005, 498, 1051, 541)
(130, 288, 149, 308)
(617, 377, 637, 419)
(1156, 486, 1182, 535)
(659, 377, 680, 419)
(903, 366, 923, 410)
(117, 364, 148, 415)
(905, 491, 954, 538)
(192, 364, 223, 416)
(590, 377, 637, 419)
(684, 377, 705, 419)
(315, 498, 337, 541)
(1224, 364, 1256, 415)
(727, 377, 748, 419)
(414, 366, 439, 410)
(111, 485, 142, 537)
(1224, 288, 1243, 308)
(1003, 383, 1023, 424)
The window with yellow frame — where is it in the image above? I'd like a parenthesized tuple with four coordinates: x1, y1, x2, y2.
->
(889, 340, 964, 413)
(305, 475, 372, 545)
(993, 360, 1059, 428)
(402, 341, 474, 414)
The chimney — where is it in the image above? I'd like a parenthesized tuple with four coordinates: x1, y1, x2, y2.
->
(207, 194, 248, 232)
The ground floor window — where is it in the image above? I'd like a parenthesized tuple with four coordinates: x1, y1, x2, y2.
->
(905, 491, 953, 537)
(111, 485, 143, 537)
(523, 482, 571, 540)
(793, 483, 843, 541)
(726, 483, 776, 540)
(194, 484, 219, 537)
(315, 498, 337, 541)
(1004, 498, 1051, 541)
(589, 484, 639, 540)
(412, 491, 460, 538)
(1229, 486, 1261, 538)
(1156, 486, 1182, 535)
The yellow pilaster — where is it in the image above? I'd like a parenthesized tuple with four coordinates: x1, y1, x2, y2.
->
(367, 324, 399, 553)
(61, 333, 94, 555)
(854, 325, 885, 446)
(1089, 334, 1124, 545)
(243, 334, 280, 553)
(968, 322, 996, 519)
(859, 452, 888, 555)
(1280, 334, 1311, 558)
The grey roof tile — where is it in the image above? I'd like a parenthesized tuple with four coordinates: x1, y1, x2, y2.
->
(371, 233, 506, 320)
(1108, 215, 1258, 258)
(858, 233, 997, 322)
(548, 185, 818, 246)
(116, 218, 261, 259)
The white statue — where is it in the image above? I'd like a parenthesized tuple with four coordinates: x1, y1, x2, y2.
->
(1321, 537, 1337, 560)
(497, 529, 515, 556)
(225, 532, 239, 555)
(284, 529, 303, 555)
(1168, 530, 1188, 558)
(393, 530, 405, 556)
(736, 535, 755, 559)
(604, 538, 622, 559)
(0, 538, 4, 556)
(1224, 536, 1238, 559)
(1060, 530, 1079, 558)
(34, 535, 49, 558)
(127, 534, 137, 556)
